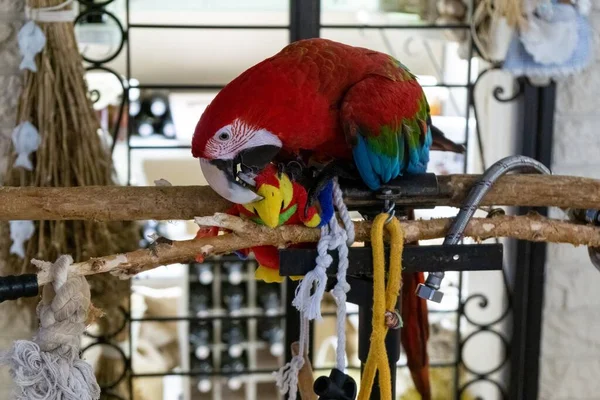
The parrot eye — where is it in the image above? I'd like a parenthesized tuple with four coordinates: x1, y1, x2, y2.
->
(218, 132, 231, 141)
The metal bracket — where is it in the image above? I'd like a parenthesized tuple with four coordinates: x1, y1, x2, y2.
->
(339, 173, 440, 211)
(279, 243, 503, 277)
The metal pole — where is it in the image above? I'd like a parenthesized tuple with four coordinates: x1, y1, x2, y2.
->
(509, 79, 556, 400)
(289, 0, 320, 42)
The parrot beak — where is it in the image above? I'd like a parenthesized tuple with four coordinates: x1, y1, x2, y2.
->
(250, 184, 282, 229)
(200, 158, 263, 204)
(200, 144, 282, 204)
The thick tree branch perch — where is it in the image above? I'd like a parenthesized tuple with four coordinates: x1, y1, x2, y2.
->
(35, 213, 600, 285)
(0, 174, 599, 221)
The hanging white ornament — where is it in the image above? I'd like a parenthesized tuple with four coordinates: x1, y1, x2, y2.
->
(17, 20, 46, 72)
(9, 220, 35, 259)
(577, 0, 591, 15)
(11, 121, 41, 171)
(17, 0, 80, 72)
(520, 4, 579, 65)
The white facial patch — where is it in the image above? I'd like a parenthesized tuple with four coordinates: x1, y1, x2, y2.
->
(205, 118, 281, 160)
(241, 128, 282, 152)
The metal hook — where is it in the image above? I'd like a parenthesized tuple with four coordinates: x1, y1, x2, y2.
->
(382, 190, 396, 224)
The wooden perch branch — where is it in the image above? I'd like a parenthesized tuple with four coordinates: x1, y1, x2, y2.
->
(0, 174, 599, 221)
(35, 213, 600, 285)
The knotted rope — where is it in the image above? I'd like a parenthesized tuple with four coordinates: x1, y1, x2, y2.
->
(357, 213, 404, 400)
(0, 255, 101, 400)
(276, 178, 355, 399)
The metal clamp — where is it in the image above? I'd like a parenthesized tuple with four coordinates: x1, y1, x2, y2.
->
(416, 155, 552, 303)
(313, 368, 357, 400)
(382, 189, 396, 225)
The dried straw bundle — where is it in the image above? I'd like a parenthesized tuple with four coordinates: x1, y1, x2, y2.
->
(1, 0, 138, 352)
(1, 1, 140, 396)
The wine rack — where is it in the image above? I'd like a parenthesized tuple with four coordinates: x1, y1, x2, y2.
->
(188, 256, 285, 400)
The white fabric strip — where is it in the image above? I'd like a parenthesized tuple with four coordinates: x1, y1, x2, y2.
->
(25, 0, 78, 23)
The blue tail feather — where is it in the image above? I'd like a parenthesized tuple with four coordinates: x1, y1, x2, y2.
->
(353, 135, 381, 190)
(352, 127, 432, 190)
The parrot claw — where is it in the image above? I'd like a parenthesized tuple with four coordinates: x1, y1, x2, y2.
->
(304, 160, 357, 219)
(276, 160, 306, 181)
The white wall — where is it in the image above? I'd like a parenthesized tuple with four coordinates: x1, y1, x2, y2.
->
(539, 7, 600, 399)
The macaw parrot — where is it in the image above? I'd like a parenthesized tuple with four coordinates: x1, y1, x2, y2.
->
(191, 37, 463, 205)
(192, 38, 463, 400)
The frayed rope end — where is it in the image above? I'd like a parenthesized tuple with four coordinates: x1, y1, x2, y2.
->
(291, 266, 328, 321)
(273, 355, 305, 400)
(0, 340, 101, 400)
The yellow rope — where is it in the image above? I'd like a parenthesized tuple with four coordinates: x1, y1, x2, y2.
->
(357, 213, 404, 400)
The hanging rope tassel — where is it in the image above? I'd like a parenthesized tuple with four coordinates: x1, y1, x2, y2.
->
(274, 312, 310, 400)
(280, 178, 355, 398)
(0, 255, 101, 400)
(330, 179, 354, 371)
(357, 213, 404, 400)
(291, 178, 354, 322)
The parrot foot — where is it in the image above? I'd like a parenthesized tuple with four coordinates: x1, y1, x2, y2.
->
(276, 160, 306, 181)
(304, 160, 357, 218)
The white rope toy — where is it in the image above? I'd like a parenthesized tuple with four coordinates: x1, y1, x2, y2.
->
(331, 179, 354, 371)
(276, 179, 355, 398)
(0, 255, 101, 400)
(291, 179, 354, 321)
(274, 313, 309, 400)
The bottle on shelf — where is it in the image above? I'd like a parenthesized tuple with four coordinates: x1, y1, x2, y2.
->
(258, 318, 284, 357)
(192, 262, 214, 285)
(221, 283, 245, 315)
(222, 261, 244, 285)
(221, 320, 246, 358)
(191, 357, 213, 393)
(257, 282, 281, 316)
(196, 376, 212, 394)
(190, 321, 212, 360)
(189, 285, 212, 317)
(147, 92, 169, 118)
(128, 99, 141, 118)
(136, 115, 156, 138)
(220, 350, 247, 391)
(157, 118, 177, 139)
